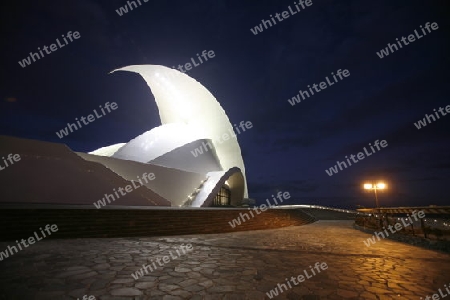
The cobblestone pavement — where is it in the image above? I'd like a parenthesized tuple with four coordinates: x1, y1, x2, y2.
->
(1, 220, 449, 300)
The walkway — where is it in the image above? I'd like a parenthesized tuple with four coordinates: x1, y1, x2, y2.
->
(0, 220, 449, 299)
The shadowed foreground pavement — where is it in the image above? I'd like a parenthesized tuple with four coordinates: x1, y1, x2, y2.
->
(1, 220, 449, 299)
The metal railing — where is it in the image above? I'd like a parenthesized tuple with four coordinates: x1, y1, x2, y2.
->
(356, 206, 450, 240)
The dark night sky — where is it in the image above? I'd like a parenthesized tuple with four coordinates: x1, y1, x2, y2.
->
(1, 0, 449, 208)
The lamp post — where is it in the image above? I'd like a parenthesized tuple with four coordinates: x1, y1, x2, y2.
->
(363, 182, 387, 229)
(363, 182, 386, 208)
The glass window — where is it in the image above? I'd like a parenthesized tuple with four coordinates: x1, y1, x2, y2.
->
(213, 186, 231, 206)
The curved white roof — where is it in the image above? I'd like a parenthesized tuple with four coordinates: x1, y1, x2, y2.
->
(112, 123, 208, 163)
(111, 65, 248, 197)
(89, 143, 126, 157)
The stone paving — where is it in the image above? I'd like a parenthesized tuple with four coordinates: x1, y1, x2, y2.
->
(0, 220, 449, 299)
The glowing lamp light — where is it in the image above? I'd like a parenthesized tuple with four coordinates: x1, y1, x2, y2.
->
(362, 181, 388, 208)
(363, 182, 386, 190)
(376, 183, 386, 189)
(363, 183, 373, 189)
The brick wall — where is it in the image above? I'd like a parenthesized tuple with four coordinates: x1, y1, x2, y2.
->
(0, 208, 315, 240)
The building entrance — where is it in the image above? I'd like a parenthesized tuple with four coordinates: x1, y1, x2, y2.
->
(213, 186, 231, 206)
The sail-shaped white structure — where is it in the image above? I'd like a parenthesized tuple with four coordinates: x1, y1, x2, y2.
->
(88, 65, 247, 207)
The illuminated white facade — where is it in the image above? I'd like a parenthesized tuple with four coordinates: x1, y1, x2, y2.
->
(88, 65, 247, 207)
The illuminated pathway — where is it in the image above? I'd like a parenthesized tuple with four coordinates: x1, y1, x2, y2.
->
(0, 220, 449, 299)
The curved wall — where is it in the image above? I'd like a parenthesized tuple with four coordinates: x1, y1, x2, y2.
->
(191, 167, 245, 207)
(112, 123, 208, 163)
(149, 139, 222, 174)
(77, 153, 206, 207)
(0, 135, 170, 206)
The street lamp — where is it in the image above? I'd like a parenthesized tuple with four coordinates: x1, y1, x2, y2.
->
(363, 182, 387, 208)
